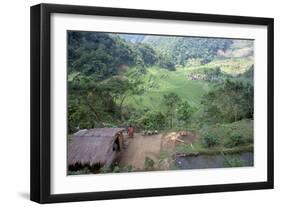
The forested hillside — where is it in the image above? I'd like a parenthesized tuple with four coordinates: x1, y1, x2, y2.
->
(143, 36, 233, 65)
(67, 31, 180, 133)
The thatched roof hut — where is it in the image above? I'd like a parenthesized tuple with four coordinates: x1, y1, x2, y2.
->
(67, 128, 125, 167)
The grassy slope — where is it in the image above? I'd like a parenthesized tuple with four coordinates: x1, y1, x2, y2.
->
(124, 67, 210, 111)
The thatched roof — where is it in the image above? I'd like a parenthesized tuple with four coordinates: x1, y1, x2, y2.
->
(67, 128, 125, 166)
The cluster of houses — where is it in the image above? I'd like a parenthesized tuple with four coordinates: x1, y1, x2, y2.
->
(187, 74, 220, 81)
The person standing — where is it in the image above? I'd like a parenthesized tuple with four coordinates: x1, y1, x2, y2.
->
(127, 125, 134, 138)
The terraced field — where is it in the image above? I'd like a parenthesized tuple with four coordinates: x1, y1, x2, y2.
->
(124, 67, 210, 110)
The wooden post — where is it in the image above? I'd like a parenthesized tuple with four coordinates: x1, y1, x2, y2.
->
(118, 132, 124, 151)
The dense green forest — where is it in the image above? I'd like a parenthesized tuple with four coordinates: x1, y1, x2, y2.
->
(67, 31, 254, 154)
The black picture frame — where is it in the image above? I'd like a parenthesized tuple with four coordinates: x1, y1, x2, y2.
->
(30, 3, 274, 204)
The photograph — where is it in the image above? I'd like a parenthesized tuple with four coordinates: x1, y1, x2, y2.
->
(66, 31, 254, 175)
(29, 3, 274, 203)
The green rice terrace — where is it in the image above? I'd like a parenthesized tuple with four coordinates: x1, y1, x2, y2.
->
(67, 31, 254, 174)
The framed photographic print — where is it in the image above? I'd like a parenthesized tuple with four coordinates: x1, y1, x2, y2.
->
(30, 3, 274, 203)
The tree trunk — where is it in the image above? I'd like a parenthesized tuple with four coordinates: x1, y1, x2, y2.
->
(119, 94, 128, 121)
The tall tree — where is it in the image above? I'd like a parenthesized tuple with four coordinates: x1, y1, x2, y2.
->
(177, 101, 195, 126)
(201, 79, 253, 123)
(163, 92, 181, 128)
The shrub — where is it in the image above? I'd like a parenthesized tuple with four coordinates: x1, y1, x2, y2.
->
(121, 165, 134, 172)
(227, 133, 245, 147)
(99, 165, 112, 173)
(68, 167, 91, 175)
(112, 166, 121, 173)
(223, 157, 244, 167)
(136, 111, 166, 130)
(144, 157, 155, 170)
(202, 134, 219, 148)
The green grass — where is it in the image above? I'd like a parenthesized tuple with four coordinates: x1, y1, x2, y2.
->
(124, 67, 209, 111)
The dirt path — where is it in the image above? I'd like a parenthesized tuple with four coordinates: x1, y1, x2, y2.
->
(119, 133, 162, 169)
(119, 131, 199, 170)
